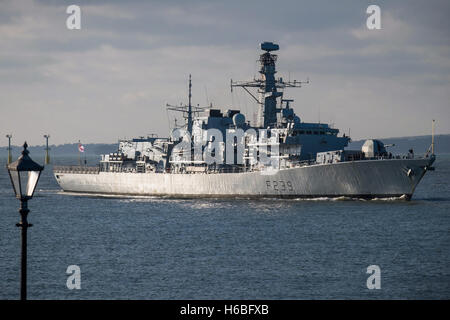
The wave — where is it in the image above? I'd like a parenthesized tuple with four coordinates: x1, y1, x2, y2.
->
(55, 191, 409, 202)
(293, 195, 407, 202)
(37, 188, 63, 193)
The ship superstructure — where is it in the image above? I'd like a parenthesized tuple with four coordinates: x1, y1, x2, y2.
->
(54, 42, 435, 199)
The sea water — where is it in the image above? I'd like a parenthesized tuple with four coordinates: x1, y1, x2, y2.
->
(0, 155, 449, 299)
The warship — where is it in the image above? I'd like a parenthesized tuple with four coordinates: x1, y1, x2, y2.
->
(54, 42, 436, 200)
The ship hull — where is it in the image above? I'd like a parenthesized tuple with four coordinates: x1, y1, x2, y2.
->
(54, 157, 434, 200)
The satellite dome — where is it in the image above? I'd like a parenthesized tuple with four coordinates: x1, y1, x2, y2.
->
(232, 113, 245, 127)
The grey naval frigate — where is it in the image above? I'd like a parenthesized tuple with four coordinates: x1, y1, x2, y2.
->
(54, 42, 436, 200)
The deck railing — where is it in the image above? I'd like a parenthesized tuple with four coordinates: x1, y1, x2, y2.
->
(53, 165, 100, 174)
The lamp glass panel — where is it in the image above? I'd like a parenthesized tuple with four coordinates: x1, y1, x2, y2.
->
(19, 171, 28, 197)
(25, 171, 40, 197)
(8, 170, 21, 197)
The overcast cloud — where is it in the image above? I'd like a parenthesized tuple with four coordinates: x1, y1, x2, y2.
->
(0, 0, 449, 146)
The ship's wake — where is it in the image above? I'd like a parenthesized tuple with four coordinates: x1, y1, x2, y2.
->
(56, 190, 409, 202)
(292, 194, 408, 202)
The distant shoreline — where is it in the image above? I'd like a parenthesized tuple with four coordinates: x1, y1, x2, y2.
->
(1, 134, 449, 156)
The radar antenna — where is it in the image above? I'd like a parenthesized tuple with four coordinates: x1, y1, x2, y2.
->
(231, 42, 309, 128)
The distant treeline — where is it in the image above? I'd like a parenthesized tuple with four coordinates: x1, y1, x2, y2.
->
(0, 143, 116, 157)
(1, 134, 449, 157)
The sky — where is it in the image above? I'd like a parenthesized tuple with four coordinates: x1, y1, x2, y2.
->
(0, 0, 449, 146)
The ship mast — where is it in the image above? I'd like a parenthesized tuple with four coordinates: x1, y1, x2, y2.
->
(187, 74, 193, 134)
(231, 42, 308, 128)
(166, 74, 202, 136)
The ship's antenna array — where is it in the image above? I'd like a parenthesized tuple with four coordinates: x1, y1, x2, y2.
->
(230, 42, 309, 128)
(188, 74, 192, 134)
(166, 74, 204, 135)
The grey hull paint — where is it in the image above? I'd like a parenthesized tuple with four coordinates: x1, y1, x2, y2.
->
(54, 158, 434, 200)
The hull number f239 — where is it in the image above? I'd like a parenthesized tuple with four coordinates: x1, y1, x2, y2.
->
(266, 180, 294, 192)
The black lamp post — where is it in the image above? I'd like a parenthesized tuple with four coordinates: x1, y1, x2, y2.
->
(6, 142, 44, 300)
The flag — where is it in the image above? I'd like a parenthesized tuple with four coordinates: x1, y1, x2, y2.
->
(78, 143, 85, 153)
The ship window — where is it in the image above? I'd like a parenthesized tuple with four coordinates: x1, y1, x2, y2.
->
(299, 131, 305, 134)
(320, 131, 325, 135)
(306, 131, 312, 134)
(313, 131, 319, 135)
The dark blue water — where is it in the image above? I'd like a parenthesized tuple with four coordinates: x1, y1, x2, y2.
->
(1, 154, 449, 299)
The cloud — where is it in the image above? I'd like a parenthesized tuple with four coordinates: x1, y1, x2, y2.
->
(0, 0, 449, 146)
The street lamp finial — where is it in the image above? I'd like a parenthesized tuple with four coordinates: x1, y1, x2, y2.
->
(22, 142, 29, 156)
